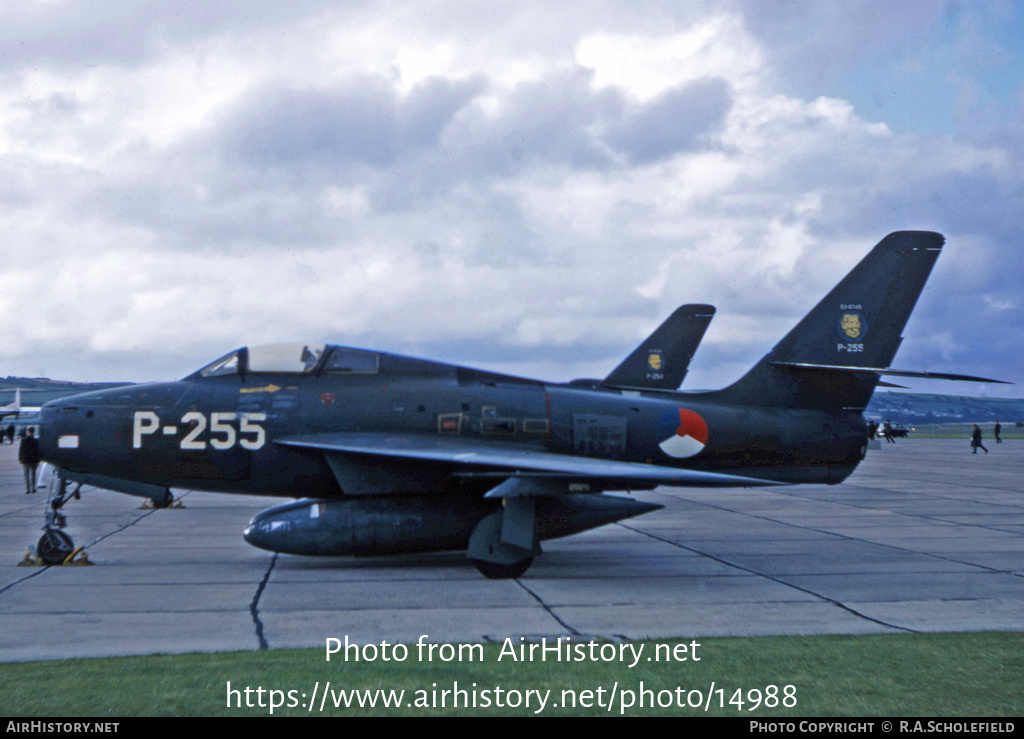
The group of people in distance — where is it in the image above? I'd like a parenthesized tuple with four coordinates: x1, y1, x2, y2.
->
(868, 419, 1005, 455)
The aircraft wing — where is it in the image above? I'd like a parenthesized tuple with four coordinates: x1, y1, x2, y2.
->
(275, 433, 782, 489)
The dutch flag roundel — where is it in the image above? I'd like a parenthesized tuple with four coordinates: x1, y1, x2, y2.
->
(656, 408, 709, 458)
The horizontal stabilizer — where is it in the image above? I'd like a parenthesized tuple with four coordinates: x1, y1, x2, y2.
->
(877, 380, 909, 389)
(770, 362, 1010, 384)
(276, 433, 783, 488)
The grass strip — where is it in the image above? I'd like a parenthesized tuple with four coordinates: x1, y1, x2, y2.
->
(2, 632, 1021, 717)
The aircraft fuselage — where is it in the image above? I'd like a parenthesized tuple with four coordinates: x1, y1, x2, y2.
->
(37, 353, 866, 499)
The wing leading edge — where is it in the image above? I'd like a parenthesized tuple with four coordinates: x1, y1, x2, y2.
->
(275, 433, 782, 490)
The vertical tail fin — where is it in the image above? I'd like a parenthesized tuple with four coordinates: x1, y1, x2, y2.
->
(713, 231, 944, 410)
(0, 388, 20, 417)
(602, 304, 715, 390)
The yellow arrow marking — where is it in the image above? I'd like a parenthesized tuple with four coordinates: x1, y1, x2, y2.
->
(240, 384, 282, 394)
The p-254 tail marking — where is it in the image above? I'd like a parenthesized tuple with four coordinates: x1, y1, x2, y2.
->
(602, 304, 715, 391)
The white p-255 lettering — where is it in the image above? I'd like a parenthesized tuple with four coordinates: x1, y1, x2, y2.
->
(133, 411, 267, 450)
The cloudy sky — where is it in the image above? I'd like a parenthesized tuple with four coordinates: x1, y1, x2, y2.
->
(2, 1, 1022, 398)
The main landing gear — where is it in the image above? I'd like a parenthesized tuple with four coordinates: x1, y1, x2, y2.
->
(467, 497, 540, 579)
(140, 492, 179, 509)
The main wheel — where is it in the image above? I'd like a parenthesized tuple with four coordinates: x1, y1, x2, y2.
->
(151, 493, 174, 509)
(470, 557, 533, 579)
(38, 529, 75, 565)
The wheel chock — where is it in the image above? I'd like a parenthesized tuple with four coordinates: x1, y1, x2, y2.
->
(18, 546, 92, 566)
(18, 548, 43, 566)
(140, 499, 185, 510)
(62, 547, 93, 566)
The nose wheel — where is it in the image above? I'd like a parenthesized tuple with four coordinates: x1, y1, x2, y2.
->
(37, 528, 75, 565)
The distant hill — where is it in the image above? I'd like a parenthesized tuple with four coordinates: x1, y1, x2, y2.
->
(0, 377, 134, 407)
(867, 391, 1024, 426)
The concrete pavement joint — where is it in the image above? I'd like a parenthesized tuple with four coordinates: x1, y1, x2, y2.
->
(0, 566, 50, 597)
(770, 487, 1024, 537)
(514, 579, 581, 636)
(650, 490, 1013, 577)
(251, 553, 277, 650)
(0, 502, 39, 519)
(617, 521, 917, 634)
(81, 488, 187, 549)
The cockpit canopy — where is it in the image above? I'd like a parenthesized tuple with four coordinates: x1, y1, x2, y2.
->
(192, 344, 380, 378)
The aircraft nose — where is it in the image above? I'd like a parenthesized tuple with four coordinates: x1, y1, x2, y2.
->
(37, 382, 193, 461)
(37, 398, 83, 461)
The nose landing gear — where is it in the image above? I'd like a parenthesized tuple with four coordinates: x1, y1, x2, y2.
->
(34, 475, 88, 565)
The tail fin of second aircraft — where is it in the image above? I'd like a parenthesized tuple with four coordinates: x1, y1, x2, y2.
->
(712, 231, 945, 411)
(602, 304, 715, 391)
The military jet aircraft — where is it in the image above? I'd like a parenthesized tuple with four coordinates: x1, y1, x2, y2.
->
(35, 231, 1002, 576)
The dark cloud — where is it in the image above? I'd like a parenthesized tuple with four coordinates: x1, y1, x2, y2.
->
(222, 75, 485, 169)
(226, 79, 398, 168)
(200, 69, 617, 218)
(607, 77, 733, 164)
(216, 65, 733, 214)
(399, 76, 487, 148)
(72, 74, 491, 248)
(454, 68, 622, 173)
(0, 1, 346, 70)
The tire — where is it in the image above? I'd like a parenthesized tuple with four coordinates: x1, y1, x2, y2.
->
(38, 529, 75, 565)
(470, 557, 533, 579)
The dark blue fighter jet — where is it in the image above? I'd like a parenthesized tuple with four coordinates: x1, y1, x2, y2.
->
(35, 232, 1001, 576)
